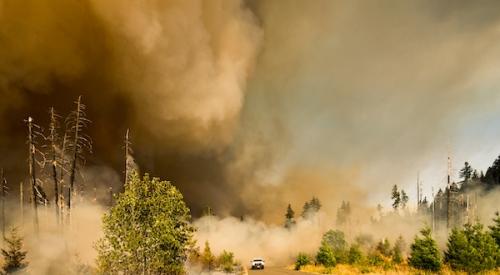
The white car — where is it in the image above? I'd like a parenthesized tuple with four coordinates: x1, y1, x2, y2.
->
(250, 258, 265, 270)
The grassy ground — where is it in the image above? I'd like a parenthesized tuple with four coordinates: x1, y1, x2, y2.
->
(294, 264, 500, 274)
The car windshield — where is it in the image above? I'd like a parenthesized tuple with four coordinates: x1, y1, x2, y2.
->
(253, 259, 263, 262)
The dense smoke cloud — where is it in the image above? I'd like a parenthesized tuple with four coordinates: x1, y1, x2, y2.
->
(2, 0, 500, 222)
(232, 0, 500, 218)
(0, 0, 261, 215)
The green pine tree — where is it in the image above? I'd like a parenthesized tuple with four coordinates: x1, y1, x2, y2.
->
(408, 227, 441, 271)
(95, 172, 195, 274)
(391, 185, 400, 210)
(445, 223, 499, 273)
(392, 235, 405, 264)
(375, 239, 392, 257)
(400, 190, 409, 209)
(489, 211, 500, 248)
(336, 201, 351, 226)
(1, 228, 27, 274)
(284, 204, 296, 229)
(201, 241, 216, 271)
(459, 162, 473, 181)
(301, 201, 311, 218)
(302, 197, 322, 218)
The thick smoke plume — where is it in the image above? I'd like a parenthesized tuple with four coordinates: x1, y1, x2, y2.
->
(2, 0, 500, 229)
(0, 0, 261, 215)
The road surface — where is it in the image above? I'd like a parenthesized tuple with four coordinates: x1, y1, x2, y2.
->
(248, 267, 313, 275)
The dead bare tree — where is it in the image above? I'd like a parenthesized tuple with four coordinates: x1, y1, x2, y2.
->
(0, 169, 7, 240)
(124, 129, 137, 187)
(65, 96, 92, 220)
(27, 116, 41, 234)
(19, 181, 23, 227)
(47, 107, 62, 224)
(58, 132, 68, 222)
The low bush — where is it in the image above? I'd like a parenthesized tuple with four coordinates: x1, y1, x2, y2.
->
(347, 245, 363, 264)
(316, 244, 336, 267)
(295, 252, 311, 270)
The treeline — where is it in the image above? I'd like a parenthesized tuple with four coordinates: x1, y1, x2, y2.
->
(294, 212, 500, 273)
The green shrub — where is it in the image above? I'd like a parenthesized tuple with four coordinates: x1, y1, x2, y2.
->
(489, 211, 500, 267)
(375, 239, 392, 257)
(347, 245, 363, 264)
(408, 227, 441, 272)
(392, 236, 405, 264)
(321, 230, 348, 263)
(445, 223, 499, 273)
(295, 253, 311, 270)
(489, 211, 500, 247)
(367, 251, 384, 266)
(201, 241, 216, 271)
(316, 244, 336, 267)
(217, 250, 235, 273)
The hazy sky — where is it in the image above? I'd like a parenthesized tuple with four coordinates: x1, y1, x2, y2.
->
(241, 0, 500, 210)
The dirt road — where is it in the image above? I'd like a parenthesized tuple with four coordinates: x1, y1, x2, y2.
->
(247, 267, 312, 275)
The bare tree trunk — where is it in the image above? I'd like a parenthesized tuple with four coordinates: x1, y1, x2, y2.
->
(19, 181, 23, 227)
(125, 129, 130, 186)
(1, 168, 5, 240)
(68, 96, 81, 220)
(108, 186, 113, 206)
(49, 108, 60, 225)
(64, 96, 91, 224)
(59, 132, 67, 224)
(28, 117, 39, 235)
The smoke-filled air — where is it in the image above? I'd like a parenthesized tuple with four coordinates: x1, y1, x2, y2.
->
(1, 1, 500, 274)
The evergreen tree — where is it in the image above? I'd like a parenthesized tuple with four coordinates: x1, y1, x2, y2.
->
(391, 185, 400, 210)
(392, 236, 405, 264)
(284, 204, 296, 229)
(459, 162, 473, 181)
(201, 241, 216, 271)
(301, 197, 322, 218)
(375, 239, 392, 257)
(1, 228, 27, 274)
(400, 190, 409, 209)
(95, 172, 195, 274)
(408, 227, 441, 271)
(484, 155, 500, 186)
(310, 197, 321, 212)
(489, 211, 500, 248)
(336, 201, 351, 226)
(445, 223, 499, 273)
(301, 201, 311, 218)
